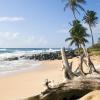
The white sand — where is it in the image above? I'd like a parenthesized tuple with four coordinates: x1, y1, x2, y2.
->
(0, 60, 64, 100)
(79, 90, 100, 100)
(0, 56, 100, 100)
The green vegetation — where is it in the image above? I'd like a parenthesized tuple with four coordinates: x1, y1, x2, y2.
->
(74, 42, 100, 56)
(65, 20, 89, 52)
(88, 43, 100, 55)
(64, 0, 100, 75)
(25, 0, 100, 100)
(63, 0, 86, 19)
(83, 10, 98, 46)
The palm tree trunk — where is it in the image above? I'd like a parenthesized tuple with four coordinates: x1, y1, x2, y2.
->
(89, 25, 94, 46)
(80, 44, 88, 57)
(77, 45, 81, 55)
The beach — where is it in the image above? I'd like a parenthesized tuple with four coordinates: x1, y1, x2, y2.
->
(0, 56, 100, 100)
(0, 60, 64, 100)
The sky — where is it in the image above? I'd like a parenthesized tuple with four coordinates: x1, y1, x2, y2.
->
(0, 0, 99, 48)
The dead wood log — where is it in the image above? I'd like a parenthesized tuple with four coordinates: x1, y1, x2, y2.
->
(25, 77, 100, 100)
(81, 45, 100, 74)
(61, 48, 74, 80)
(40, 76, 100, 100)
(61, 48, 88, 78)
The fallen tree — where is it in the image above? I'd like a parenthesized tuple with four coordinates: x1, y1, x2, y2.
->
(25, 48, 100, 100)
(26, 77, 100, 100)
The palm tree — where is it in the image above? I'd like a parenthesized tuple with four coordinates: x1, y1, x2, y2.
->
(65, 20, 89, 50)
(63, 0, 86, 19)
(83, 10, 98, 46)
(65, 20, 89, 75)
(65, 20, 99, 74)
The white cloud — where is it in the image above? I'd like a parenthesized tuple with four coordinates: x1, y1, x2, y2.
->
(0, 32, 48, 48)
(0, 17, 24, 22)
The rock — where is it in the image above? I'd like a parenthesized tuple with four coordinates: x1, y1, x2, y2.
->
(5, 57, 18, 61)
(3, 51, 76, 61)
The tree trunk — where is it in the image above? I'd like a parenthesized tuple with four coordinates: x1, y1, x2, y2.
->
(27, 77, 100, 100)
(80, 44, 99, 74)
(80, 44, 87, 57)
(41, 78, 100, 100)
(78, 54, 86, 75)
(89, 25, 94, 46)
(61, 48, 74, 80)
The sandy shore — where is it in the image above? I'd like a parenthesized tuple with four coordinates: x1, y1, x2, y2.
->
(0, 60, 64, 100)
(79, 90, 100, 100)
(0, 56, 100, 100)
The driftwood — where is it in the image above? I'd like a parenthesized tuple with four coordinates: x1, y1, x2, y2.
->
(81, 45, 100, 74)
(25, 48, 100, 100)
(61, 47, 100, 80)
(61, 48, 74, 80)
(26, 76, 100, 100)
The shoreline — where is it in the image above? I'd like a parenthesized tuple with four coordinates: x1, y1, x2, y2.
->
(0, 56, 100, 100)
(0, 60, 64, 100)
(0, 61, 41, 78)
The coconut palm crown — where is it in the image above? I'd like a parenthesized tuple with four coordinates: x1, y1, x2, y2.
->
(65, 20, 89, 49)
(83, 10, 98, 46)
(63, 0, 86, 19)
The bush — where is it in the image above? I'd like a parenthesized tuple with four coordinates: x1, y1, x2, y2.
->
(88, 43, 100, 55)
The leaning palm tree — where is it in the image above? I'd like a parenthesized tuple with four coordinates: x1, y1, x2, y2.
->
(65, 20, 99, 75)
(63, 0, 86, 19)
(83, 10, 98, 46)
(65, 20, 89, 50)
(65, 20, 89, 75)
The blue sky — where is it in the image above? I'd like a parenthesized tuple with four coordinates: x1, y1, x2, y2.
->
(0, 0, 99, 48)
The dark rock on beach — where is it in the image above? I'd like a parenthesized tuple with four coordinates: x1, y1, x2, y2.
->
(4, 57, 19, 61)
(4, 50, 76, 61)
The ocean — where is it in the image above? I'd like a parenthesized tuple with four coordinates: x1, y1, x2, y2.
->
(0, 48, 61, 75)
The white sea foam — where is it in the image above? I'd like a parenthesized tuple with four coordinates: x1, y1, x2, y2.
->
(0, 48, 61, 75)
(0, 60, 40, 76)
(0, 48, 61, 60)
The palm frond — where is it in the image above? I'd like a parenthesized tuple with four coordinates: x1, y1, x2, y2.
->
(63, 0, 86, 19)
(77, 0, 86, 4)
(65, 37, 72, 42)
(75, 8, 80, 15)
(64, 3, 69, 11)
(77, 4, 86, 13)
(69, 40, 75, 46)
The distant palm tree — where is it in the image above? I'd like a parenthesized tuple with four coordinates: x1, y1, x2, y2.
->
(63, 0, 86, 19)
(65, 20, 89, 50)
(83, 10, 98, 46)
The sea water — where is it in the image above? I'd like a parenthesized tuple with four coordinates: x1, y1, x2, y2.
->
(0, 48, 60, 75)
